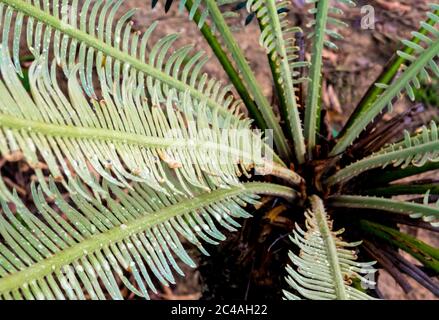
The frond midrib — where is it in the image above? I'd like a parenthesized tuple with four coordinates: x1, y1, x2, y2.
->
(304, 0, 330, 157)
(263, 0, 306, 164)
(326, 138, 439, 186)
(0, 182, 296, 294)
(310, 195, 347, 299)
(329, 195, 439, 218)
(0, 113, 306, 185)
(0, 113, 249, 157)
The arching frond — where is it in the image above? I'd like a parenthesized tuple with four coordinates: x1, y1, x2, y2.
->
(0, 47, 281, 201)
(283, 195, 377, 300)
(0, 180, 296, 300)
(360, 220, 439, 273)
(338, 5, 439, 146)
(331, 4, 439, 156)
(368, 161, 439, 186)
(329, 192, 439, 227)
(0, 0, 246, 129)
(304, 0, 355, 157)
(246, 0, 308, 164)
(327, 121, 439, 186)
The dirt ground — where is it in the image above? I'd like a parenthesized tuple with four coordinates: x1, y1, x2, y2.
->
(115, 0, 438, 300)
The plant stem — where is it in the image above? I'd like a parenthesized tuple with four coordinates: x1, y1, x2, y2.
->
(304, 0, 329, 159)
(204, 0, 292, 162)
(258, 162, 304, 186)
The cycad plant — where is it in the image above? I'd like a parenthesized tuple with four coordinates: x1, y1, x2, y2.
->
(0, 0, 437, 300)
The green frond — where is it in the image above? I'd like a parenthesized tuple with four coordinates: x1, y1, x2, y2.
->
(329, 192, 439, 227)
(0, 47, 280, 201)
(155, 0, 294, 161)
(331, 5, 439, 156)
(369, 161, 439, 185)
(202, 0, 294, 161)
(247, 0, 308, 164)
(0, 0, 248, 132)
(363, 183, 439, 197)
(338, 5, 439, 142)
(304, 0, 355, 158)
(283, 195, 377, 300)
(0, 180, 296, 299)
(360, 220, 439, 273)
(306, 0, 354, 50)
(327, 121, 439, 186)
(0, 0, 306, 199)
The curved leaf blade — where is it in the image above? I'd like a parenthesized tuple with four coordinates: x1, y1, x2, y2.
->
(0, 181, 296, 299)
(283, 195, 377, 300)
(330, 8, 439, 156)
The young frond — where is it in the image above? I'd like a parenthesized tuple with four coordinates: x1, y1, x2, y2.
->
(330, 4, 439, 156)
(0, 179, 295, 300)
(247, 0, 308, 163)
(304, 0, 355, 157)
(330, 191, 439, 227)
(327, 121, 439, 186)
(283, 195, 377, 300)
